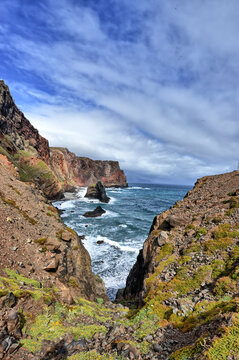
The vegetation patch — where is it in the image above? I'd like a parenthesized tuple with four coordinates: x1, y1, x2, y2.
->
(34, 237, 47, 245)
(205, 314, 239, 359)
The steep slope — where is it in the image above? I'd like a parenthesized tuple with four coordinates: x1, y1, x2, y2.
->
(0, 80, 49, 164)
(0, 81, 63, 199)
(119, 170, 239, 359)
(0, 154, 104, 303)
(0, 81, 128, 198)
(50, 147, 128, 188)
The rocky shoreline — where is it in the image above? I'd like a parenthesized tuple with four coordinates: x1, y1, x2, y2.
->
(0, 80, 238, 359)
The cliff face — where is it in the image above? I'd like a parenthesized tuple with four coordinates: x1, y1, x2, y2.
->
(50, 147, 128, 189)
(119, 171, 239, 358)
(0, 81, 128, 199)
(0, 154, 103, 302)
(0, 81, 50, 164)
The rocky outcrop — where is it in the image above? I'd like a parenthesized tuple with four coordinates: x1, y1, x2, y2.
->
(50, 147, 128, 189)
(0, 81, 50, 164)
(118, 170, 239, 358)
(83, 206, 106, 218)
(85, 181, 110, 203)
(0, 81, 128, 199)
(0, 154, 104, 302)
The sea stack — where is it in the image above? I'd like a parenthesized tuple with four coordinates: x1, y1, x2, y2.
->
(83, 206, 106, 218)
(85, 181, 110, 203)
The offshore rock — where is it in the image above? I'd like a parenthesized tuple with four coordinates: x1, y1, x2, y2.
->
(85, 181, 110, 203)
(83, 206, 106, 218)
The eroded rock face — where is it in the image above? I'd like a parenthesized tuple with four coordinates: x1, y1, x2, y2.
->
(0, 81, 50, 164)
(119, 170, 239, 305)
(0, 154, 104, 302)
(85, 181, 110, 203)
(50, 147, 128, 189)
(0, 81, 128, 199)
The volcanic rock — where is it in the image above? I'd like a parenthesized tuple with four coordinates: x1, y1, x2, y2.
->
(0, 154, 105, 302)
(85, 181, 110, 203)
(50, 147, 128, 189)
(83, 206, 106, 218)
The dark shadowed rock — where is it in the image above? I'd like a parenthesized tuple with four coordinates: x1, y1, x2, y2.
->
(83, 206, 106, 218)
(85, 181, 110, 203)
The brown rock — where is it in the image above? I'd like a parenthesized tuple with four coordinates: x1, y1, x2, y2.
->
(166, 215, 187, 227)
(50, 147, 128, 189)
(85, 181, 110, 203)
(43, 258, 59, 272)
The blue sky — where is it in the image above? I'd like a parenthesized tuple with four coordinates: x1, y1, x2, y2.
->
(1, 0, 239, 184)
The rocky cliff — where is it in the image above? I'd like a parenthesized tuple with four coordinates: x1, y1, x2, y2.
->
(0, 81, 128, 199)
(0, 154, 104, 303)
(50, 147, 128, 189)
(119, 170, 239, 359)
(0, 81, 50, 164)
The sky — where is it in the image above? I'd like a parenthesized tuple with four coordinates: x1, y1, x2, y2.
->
(0, 0, 239, 185)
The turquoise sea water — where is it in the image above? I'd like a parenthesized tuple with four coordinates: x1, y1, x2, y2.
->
(55, 183, 192, 299)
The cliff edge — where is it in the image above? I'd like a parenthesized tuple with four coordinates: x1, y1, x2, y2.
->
(50, 147, 128, 189)
(119, 170, 239, 359)
(0, 80, 128, 199)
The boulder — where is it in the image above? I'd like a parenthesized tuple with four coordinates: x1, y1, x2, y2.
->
(83, 206, 106, 218)
(85, 181, 110, 203)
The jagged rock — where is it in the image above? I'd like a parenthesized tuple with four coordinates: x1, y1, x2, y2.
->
(43, 258, 59, 272)
(61, 231, 72, 242)
(0, 81, 128, 199)
(2, 292, 17, 308)
(83, 206, 106, 218)
(157, 231, 169, 246)
(166, 214, 187, 227)
(85, 181, 110, 203)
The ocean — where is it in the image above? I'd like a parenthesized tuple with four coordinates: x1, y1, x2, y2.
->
(54, 183, 192, 300)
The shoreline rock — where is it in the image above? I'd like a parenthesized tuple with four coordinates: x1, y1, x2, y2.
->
(83, 206, 106, 218)
(85, 181, 110, 203)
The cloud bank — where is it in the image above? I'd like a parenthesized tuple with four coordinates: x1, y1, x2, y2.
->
(0, 0, 239, 184)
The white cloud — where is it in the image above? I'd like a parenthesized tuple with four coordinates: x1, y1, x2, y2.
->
(1, 0, 239, 184)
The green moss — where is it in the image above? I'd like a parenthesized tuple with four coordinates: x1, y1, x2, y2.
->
(178, 299, 238, 333)
(96, 298, 104, 304)
(185, 224, 195, 231)
(156, 243, 174, 261)
(56, 229, 63, 240)
(69, 277, 78, 288)
(195, 227, 207, 239)
(205, 314, 239, 359)
(178, 256, 192, 265)
(211, 260, 226, 278)
(204, 237, 233, 254)
(4, 269, 41, 288)
(0, 289, 9, 297)
(67, 351, 119, 360)
(214, 277, 237, 296)
(34, 237, 47, 245)
(66, 226, 77, 236)
(170, 336, 205, 359)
